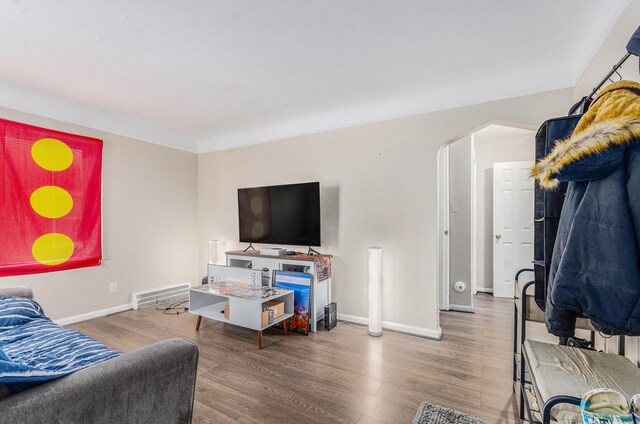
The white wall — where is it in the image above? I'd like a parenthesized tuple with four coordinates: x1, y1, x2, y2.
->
(574, 1, 640, 103)
(197, 88, 573, 338)
(474, 133, 534, 292)
(0, 107, 198, 322)
(448, 135, 472, 309)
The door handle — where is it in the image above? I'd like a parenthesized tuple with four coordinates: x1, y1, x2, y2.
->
(495, 234, 502, 240)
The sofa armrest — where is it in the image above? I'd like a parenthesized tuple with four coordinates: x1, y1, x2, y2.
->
(0, 287, 33, 299)
(0, 338, 198, 424)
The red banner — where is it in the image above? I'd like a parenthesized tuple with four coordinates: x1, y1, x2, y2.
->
(0, 119, 102, 277)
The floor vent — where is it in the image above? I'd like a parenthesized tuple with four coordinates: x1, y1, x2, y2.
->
(132, 283, 191, 310)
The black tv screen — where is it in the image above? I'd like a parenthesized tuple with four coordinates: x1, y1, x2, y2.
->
(238, 182, 321, 247)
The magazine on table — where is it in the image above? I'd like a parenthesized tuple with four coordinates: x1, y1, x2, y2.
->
(206, 280, 289, 300)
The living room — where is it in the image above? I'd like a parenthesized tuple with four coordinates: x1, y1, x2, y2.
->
(1, 2, 640, 423)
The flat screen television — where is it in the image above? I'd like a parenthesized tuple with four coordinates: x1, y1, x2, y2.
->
(238, 182, 321, 247)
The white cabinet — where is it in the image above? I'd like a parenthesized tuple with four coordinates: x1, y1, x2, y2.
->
(226, 251, 332, 332)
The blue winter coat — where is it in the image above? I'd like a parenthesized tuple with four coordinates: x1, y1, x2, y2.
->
(532, 81, 640, 337)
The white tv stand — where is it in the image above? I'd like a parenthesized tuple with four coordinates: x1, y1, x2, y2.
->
(225, 250, 332, 333)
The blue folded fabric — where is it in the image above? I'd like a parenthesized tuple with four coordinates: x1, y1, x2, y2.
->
(0, 296, 120, 392)
(0, 296, 44, 330)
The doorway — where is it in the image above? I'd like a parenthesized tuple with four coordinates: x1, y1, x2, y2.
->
(438, 123, 536, 312)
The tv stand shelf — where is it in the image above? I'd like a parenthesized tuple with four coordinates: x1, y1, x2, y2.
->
(226, 250, 332, 332)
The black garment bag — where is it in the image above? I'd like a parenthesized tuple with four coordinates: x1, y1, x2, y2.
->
(533, 115, 580, 310)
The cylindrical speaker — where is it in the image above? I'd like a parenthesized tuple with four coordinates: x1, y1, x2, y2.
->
(208, 240, 226, 265)
(368, 246, 382, 337)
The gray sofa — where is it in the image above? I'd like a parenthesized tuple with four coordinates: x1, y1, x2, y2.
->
(0, 287, 198, 424)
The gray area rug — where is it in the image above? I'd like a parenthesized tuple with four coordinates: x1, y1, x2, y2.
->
(412, 402, 488, 424)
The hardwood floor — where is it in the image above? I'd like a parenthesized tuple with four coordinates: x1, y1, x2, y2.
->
(69, 293, 518, 423)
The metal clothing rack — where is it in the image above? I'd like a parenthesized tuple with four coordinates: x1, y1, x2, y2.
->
(533, 25, 640, 323)
(513, 273, 628, 424)
(513, 26, 640, 424)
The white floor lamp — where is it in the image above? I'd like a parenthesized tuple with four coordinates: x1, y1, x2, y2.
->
(208, 240, 226, 265)
(368, 246, 382, 337)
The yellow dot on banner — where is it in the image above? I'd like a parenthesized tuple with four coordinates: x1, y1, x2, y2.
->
(32, 233, 75, 266)
(251, 222, 264, 239)
(30, 186, 73, 219)
(31, 138, 73, 171)
(250, 197, 263, 215)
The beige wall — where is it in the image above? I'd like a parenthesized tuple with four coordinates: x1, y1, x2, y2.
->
(198, 88, 573, 336)
(0, 107, 198, 321)
(474, 134, 534, 291)
(448, 135, 472, 309)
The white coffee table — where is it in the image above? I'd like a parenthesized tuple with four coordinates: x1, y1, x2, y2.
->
(189, 281, 294, 349)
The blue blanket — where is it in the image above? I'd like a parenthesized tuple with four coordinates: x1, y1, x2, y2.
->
(0, 296, 120, 391)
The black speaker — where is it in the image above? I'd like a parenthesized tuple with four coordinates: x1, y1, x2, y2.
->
(324, 302, 337, 331)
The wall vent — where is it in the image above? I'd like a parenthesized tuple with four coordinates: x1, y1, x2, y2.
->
(132, 283, 191, 310)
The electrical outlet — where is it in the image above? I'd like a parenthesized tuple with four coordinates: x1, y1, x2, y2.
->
(109, 282, 118, 293)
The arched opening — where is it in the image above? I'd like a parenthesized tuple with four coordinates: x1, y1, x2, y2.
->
(437, 121, 536, 318)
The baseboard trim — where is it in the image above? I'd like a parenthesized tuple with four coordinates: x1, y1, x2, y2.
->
(449, 304, 475, 313)
(476, 287, 494, 294)
(54, 303, 133, 326)
(339, 313, 369, 326)
(338, 313, 442, 340)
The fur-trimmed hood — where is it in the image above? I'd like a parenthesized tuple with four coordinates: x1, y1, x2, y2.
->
(532, 80, 640, 188)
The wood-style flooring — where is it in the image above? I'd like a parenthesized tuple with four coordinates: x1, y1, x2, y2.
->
(69, 293, 518, 424)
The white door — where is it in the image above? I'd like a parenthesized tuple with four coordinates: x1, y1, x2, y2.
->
(493, 161, 534, 298)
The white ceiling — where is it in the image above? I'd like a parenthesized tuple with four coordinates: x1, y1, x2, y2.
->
(0, 1, 628, 153)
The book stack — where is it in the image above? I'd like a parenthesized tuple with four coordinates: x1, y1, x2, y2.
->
(261, 300, 284, 327)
